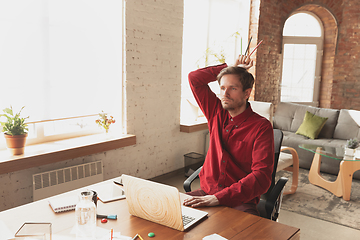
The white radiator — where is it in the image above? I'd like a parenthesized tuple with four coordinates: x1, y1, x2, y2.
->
(33, 161, 103, 201)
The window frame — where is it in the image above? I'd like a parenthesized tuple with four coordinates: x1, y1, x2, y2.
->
(280, 12, 324, 107)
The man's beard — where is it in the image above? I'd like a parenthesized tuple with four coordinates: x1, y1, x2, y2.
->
(221, 99, 235, 111)
(221, 102, 234, 111)
(221, 99, 245, 111)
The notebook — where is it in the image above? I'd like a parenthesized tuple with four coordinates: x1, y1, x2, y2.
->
(48, 195, 79, 213)
(122, 174, 208, 231)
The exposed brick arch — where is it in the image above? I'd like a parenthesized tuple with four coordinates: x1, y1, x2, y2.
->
(251, 1, 340, 109)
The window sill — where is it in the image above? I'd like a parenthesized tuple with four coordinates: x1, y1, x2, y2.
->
(180, 121, 208, 133)
(0, 133, 136, 175)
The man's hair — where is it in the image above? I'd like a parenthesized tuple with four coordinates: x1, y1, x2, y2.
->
(217, 66, 254, 91)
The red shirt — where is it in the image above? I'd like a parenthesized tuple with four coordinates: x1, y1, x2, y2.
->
(188, 64, 274, 207)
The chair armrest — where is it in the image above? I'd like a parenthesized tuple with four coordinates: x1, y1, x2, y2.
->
(183, 166, 202, 192)
(265, 177, 288, 220)
(266, 177, 288, 207)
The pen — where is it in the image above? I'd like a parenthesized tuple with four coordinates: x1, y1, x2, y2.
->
(244, 36, 252, 55)
(137, 234, 144, 240)
(249, 40, 263, 57)
(111, 228, 113, 240)
(97, 214, 117, 219)
(114, 180, 123, 186)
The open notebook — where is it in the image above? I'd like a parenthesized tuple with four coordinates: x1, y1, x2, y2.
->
(122, 174, 208, 231)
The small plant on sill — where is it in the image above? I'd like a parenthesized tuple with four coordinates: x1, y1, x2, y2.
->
(0, 106, 29, 155)
(0, 106, 29, 136)
(95, 111, 115, 133)
(346, 138, 359, 149)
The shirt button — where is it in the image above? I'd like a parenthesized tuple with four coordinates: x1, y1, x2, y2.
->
(226, 129, 229, 132)
(235, 125, 238, 128)
(222, 160, 225, 163)
(221, 172, 224, 175)
(219, 184, 222, 187)
(230, 119, 233, 121)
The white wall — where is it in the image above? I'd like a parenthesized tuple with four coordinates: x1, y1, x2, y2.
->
(0, 0, 208, 212)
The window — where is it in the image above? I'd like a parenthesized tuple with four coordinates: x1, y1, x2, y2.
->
(280, 12, 323, 106)
(0, 0, 124, 149)
(181, 0, 250, 124)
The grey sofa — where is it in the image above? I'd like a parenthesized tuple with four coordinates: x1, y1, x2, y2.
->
(273, 102, 360, 180)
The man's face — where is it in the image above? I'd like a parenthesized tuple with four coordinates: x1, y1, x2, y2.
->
(219, 74, 251, 117)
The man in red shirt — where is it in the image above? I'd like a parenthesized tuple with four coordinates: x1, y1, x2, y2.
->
(183, 55, 274, 215)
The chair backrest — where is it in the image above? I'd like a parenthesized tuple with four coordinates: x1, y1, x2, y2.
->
(249, 101, 274, 125)
(263, 129, 283, 198)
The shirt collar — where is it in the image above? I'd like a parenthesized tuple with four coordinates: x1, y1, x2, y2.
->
(228, 102, 254, 123)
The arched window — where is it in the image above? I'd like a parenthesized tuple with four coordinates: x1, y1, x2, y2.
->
(280, 12, 323, 106)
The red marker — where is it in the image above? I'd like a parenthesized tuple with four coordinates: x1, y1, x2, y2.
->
(249, 40, 263, 57)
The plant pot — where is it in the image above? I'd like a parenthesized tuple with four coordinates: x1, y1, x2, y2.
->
(355, 149, 360, 159)
(344, 147, 356, 157)
(4, 133, 28, 155)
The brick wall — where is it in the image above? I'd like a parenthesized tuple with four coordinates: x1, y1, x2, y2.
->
(332, 0, 360, 109)
(252, 0, 360, 110)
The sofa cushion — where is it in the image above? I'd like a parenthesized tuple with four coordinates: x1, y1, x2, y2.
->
(274, 102, 339, 138)
(273, 102, 296, 131)
(295, 111, 328, 139)
(333, 109, 360, 140)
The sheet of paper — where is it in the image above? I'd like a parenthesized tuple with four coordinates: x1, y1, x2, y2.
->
(203, 233, 228, 240)
(68, 226, 131, 240)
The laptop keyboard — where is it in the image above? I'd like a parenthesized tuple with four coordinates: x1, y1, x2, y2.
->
(182, 215, 196, 226)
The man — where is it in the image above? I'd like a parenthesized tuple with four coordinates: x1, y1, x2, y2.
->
(183, 55, 274, 215)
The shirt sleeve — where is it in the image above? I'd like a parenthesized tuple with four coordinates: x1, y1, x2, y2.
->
(188, 64, 227, 120)
(214, 121, 275, 207)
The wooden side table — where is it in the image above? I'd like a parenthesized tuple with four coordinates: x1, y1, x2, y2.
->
(300, 144, 360, 201)
(278, 147, 299, 195)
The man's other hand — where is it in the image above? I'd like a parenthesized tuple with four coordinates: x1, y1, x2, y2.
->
(183, 195, 219, 208)
(234, 55, 253, 69)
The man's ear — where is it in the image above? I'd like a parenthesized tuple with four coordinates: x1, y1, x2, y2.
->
(244, 88, 252, 99)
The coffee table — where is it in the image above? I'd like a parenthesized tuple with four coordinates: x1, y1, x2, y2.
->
(299, 144, 360, 201)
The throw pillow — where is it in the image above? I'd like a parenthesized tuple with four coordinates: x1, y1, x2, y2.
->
(296, 111, 328, 139)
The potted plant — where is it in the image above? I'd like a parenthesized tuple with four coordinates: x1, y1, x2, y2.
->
(345, 138, 359, 157)
(0, 106, 29, 155)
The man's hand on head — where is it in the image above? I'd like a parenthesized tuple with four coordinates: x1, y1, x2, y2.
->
(234, 55, 253, 70)
(183, 195, 220, 208)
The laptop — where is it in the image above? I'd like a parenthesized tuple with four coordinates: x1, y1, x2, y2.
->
(121, 174, 208, 231)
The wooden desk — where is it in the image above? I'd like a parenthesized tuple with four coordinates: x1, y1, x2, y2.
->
(0, 179, 300, 240)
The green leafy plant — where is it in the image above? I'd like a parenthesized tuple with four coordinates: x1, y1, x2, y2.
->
(195, 31, 242, 68)
(346, 138, 359, 149)
(0, 106, 29, 136)
(196, 47, 226, 68)
(95, 111, 115, 133)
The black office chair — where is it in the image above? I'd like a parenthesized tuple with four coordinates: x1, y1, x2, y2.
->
(183, 129, 288, 221)
(257, 129, 288, 221)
